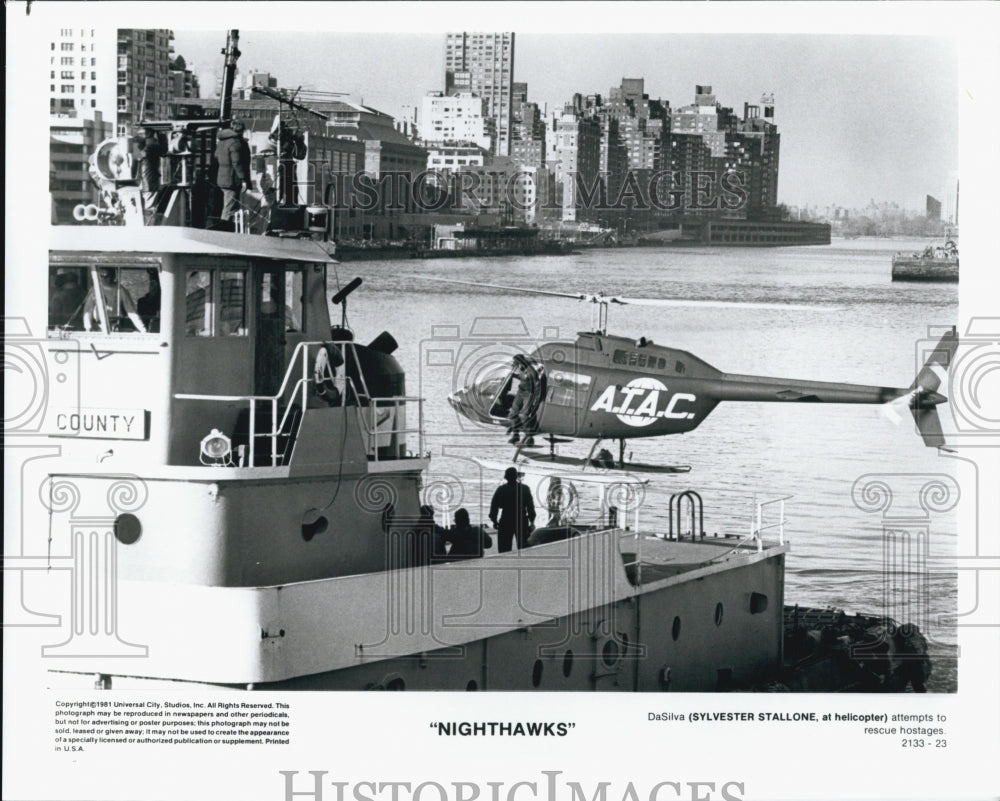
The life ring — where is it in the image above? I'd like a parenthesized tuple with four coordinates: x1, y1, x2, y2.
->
(314, 343, 344, 400)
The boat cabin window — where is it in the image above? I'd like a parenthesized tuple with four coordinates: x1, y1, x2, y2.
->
(48, 263, 160, 334)
(186, 271, 212, 336)
(220, 270, 248, 335)
(185, 268, 248, 337)
(284, 265, 306, 333)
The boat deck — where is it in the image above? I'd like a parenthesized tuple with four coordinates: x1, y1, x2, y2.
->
(618, 532, 771, 584)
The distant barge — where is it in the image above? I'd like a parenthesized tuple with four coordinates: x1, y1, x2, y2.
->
(892, 241, 959, 282)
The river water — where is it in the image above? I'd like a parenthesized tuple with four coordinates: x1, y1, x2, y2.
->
(336, 237, 959, 691)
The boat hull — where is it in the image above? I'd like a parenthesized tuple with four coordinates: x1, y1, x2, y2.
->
(891, 256, 958, 282)
(44, 529, 786, 691)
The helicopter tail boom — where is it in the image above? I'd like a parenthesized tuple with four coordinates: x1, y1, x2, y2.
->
(706, 328, 956, 447)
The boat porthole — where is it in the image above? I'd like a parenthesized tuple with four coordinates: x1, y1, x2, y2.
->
(385, 677, 406, 691)
(113, 513, 142, 545)
(750, 592, 769, 614)
(714, 602, 724, 626)
(671, 616, 681, 641)
(601, 639, 620, 667)
(562, 650, 574, 677)
(466, 680, 478, 691)
(301, 514, 328, 541)
(531, 659, 543, 687)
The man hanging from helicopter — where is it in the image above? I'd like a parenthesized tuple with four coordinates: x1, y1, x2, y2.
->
(506, 355, 539, 446)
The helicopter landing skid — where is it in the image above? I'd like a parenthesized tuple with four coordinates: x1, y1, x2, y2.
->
(518, 451, 691, 474)
(519, 436, 691, 474)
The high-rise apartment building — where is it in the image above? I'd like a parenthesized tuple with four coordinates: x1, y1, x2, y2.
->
(117, 29, 175, 136)
(421, 92, 493, 151)
(733, 99, 780, 218)
(49, 28, 178, 134)
(444, 32, 514, 157)
(552, 112, 601, 223)
(49, 27, 117, 119)
(665, 86, 781, 219)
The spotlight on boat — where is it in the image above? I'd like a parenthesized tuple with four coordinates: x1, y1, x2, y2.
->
(200, 428, 233, 465)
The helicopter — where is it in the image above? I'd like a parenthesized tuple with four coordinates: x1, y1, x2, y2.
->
(434, 279, 958, 472)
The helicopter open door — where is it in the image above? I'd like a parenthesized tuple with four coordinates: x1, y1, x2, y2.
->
(487, 356, 546, 425)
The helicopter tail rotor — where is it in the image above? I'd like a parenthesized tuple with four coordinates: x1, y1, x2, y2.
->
(902, 327, 958, 448)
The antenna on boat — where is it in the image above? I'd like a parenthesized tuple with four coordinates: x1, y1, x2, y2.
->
(251, 84, 330, 208)
(139, 77, 149, 127)
(219, 30, 241, 124)
(331, 277, 363, 329)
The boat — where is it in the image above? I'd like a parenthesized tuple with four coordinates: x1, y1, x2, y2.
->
(892, 239, 959, 282)
(23, 31, 928, 693)
(414, 224, 575, 258)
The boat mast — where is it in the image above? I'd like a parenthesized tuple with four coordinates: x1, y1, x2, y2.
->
(219, 30, 241, 125)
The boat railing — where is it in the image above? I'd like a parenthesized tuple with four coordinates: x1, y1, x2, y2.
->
(752, 494, 791, 551)
(668, 490, 704, 541)
(355, 394, 426, 464)
(175, 339, 424, 467)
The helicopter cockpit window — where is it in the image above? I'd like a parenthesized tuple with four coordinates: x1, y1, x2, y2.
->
(546, 370, 592, 408)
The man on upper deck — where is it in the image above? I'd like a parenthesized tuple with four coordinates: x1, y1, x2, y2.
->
(215, 120, 252, 223)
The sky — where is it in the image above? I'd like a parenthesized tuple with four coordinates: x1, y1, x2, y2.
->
(170, 30, 958, 212)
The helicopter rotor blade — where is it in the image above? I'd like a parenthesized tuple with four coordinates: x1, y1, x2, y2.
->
(414, 277, 833, 312)
(878, 389, 915, 426)
(607, 296, 832, 312)
(413, 276, 597, 302)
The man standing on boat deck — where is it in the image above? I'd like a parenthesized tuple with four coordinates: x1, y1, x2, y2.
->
(216, 120, 252, 223)
(489, 467, 536, 553)
(135, 127, 164, 220)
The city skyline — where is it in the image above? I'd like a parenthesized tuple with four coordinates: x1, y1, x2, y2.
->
(171, 30, 958, 212)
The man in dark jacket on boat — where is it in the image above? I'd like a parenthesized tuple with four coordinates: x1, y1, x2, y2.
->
(215, 120, 252, 222)
(489, 467, 536, 553)
(135, 127, 164, 217)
